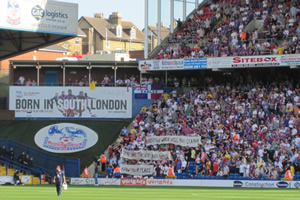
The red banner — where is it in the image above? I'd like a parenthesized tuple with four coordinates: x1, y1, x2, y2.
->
(120, 178, 146, 186)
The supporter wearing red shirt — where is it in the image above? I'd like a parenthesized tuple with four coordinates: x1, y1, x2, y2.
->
(213, 162, 220, 175)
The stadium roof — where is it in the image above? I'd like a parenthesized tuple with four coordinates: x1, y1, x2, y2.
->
(10, 60, 138, 68)
(0, 0, 79, 61)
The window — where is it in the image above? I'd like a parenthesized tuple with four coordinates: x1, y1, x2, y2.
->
(75, 37, 80, 45)
(116, 24, 122, 38)
(63, 42, 69, 49)
(130, 27, 136, 39)
(106, 40, 110, 48)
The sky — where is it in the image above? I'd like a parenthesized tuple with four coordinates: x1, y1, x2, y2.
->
(68, 0, 201, 30)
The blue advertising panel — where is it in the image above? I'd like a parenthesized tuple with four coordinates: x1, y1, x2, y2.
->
(184, 58, 207, 69)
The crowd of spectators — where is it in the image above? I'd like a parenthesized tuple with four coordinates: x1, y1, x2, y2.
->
(103, 71, 299, 180)
(156, 0, 300, 59)
(0, 145, 34, 169)
(15, 74, 144, 87)
(16, 76, 37, 86)
(0, 145, 33, 169)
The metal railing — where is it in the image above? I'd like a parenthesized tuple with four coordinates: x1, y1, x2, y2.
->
(0, 139, 80, 177)
(0, 157, 43, 184)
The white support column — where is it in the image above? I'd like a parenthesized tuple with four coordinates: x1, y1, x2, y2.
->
(144, 0, 149, 59)
(37, 66, 40, 86)
(170, 0, 174, 33)
(183, 0, 187, 21)
(157, 0, 161, 45)
(114, 68, 117, 87)
(62, 66, 65, 86)
(88, 68, 91, 84)
(195, 0, 198, 9)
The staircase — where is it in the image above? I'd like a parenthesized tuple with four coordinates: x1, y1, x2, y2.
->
(0, 164, 49, 185)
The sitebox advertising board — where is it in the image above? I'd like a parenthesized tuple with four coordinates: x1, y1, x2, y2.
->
(9, 86, 132, 119)
(0, 0, 78, 36)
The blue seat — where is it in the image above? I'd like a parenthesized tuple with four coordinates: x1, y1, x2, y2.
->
(190, 161, 196, 165)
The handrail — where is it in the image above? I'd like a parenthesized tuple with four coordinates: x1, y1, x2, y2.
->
(0, 139, 80, 177)
(0, 157, 43, 184)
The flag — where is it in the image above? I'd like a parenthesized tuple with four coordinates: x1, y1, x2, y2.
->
(89, 81, 97, 90)
(133, 85, 163, 99)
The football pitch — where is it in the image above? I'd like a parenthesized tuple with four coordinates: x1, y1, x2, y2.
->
(0, 185, 299, 200)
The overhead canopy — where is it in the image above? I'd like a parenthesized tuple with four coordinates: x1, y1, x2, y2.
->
(10, 60, 139, 68)
(0, 0, 78, 60)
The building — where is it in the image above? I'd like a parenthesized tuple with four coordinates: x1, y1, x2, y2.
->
(146, 24, 170, 52)
(79, 12, 144, 54)
(0, 45, 70, 80)
(56, 28, 87, 56)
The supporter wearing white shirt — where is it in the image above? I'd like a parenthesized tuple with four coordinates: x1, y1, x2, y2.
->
(181, 158, 187, 171)
(213, 37, 219, 44)
(239, 163, 246, 176)
(258, 147, 264, 158)
(295, 135, 300, 148)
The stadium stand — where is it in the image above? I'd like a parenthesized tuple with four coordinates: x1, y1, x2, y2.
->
(153, 0, 300, 59)
(0, 139, 80, 184)
(98, 69, 299, 181)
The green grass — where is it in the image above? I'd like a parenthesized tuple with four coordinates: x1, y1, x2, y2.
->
(0, 185, 299, 200)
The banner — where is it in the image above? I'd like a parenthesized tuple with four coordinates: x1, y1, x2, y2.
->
(207, 57, 232, 68)
(0, 0, 78, 36)
(34, 123, 98, 153)
(133, 84, 163, 99)
(70, 178, 120, 185)
(145, 136, 201, 147)
(121, 149, 171, 161)
(139, 54, 299, 71)
(120, 164, 154, 176)
(70, 177, 300, 188)
(0, 176, 14, 184)
(231, 55, 280, 67)
(21, 175, 32, 185)
(184, 58, 207, 69)
(279, 54, 300, 66)
(120, 178, 146, 186)
(139, 59, 184, 71)
(9, 86, 132, 119)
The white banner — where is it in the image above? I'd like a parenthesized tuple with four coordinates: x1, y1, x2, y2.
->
(0, 0, 78, 36)
(9, 86, 132, 119)
(70, 178, 300, 189)
(0, 176, 14, 184)
(279, 54, 300, 66)
(120, 165, 154, 176)
(145, 136, 201, 147)
(34, 123, 98, 153)
(70, 178, 120, 185)
(207, 57, 232, 68)
(139, 59, 184, 71)
(121, 149, 171, 161)
(139, 54, 299, 71)
(231, 55, 280, 67)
